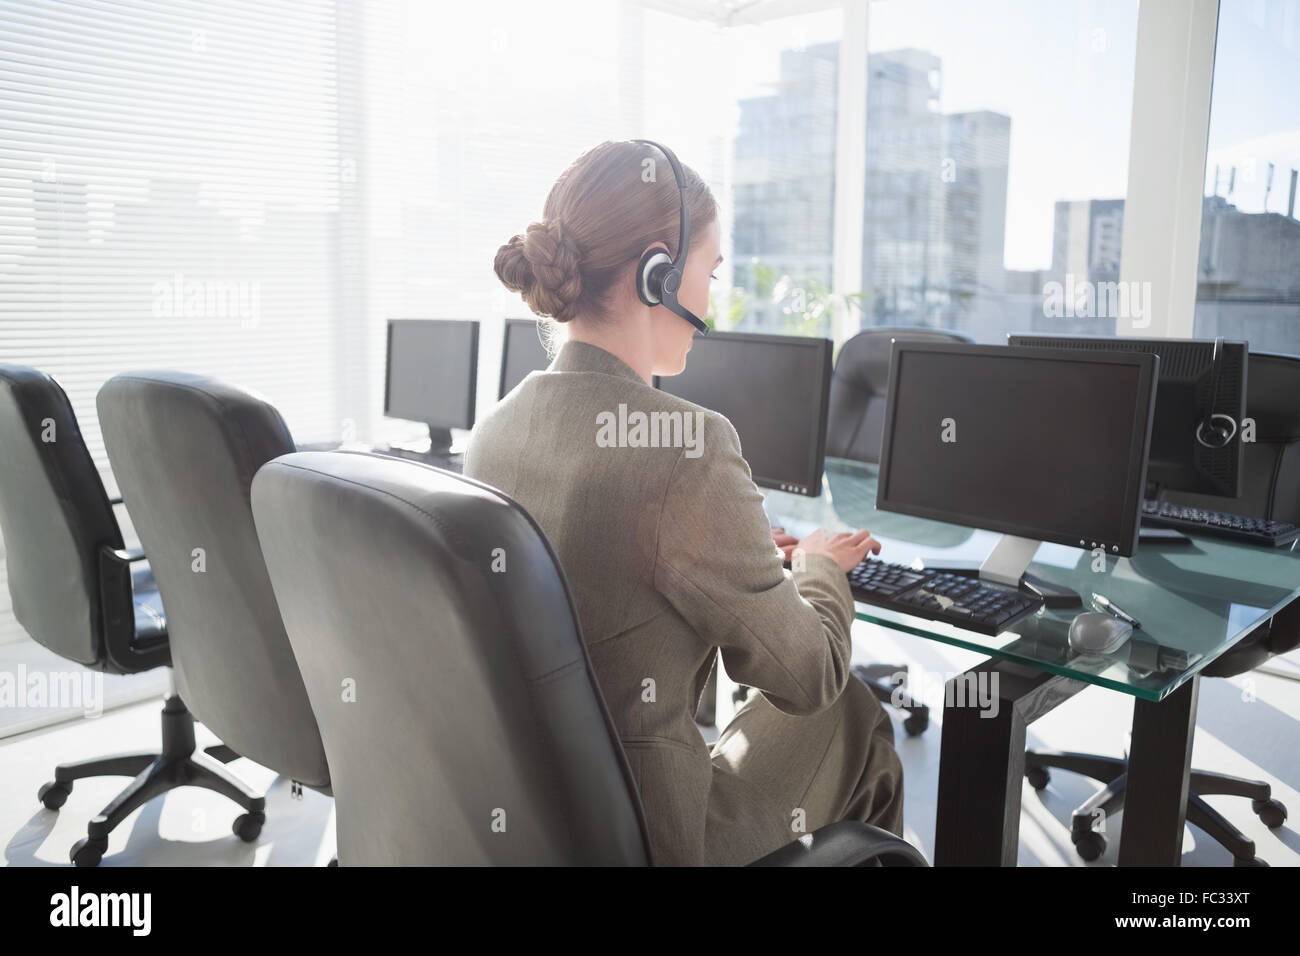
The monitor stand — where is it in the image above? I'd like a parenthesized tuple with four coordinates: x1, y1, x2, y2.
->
(985, 534, 1082, 609)
(425, 425, 454, 455)
(382, 425, 456, 461)
(930, 533, 1083, 610)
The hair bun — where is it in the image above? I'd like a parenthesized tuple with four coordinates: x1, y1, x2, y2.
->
(493, 233, 534, 297)
(495, 219, 583, 322)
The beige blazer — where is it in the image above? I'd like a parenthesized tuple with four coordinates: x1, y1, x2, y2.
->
(465, 339, 858, 865)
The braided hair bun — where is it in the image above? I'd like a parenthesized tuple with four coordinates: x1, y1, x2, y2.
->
(494, 219, 583, 322)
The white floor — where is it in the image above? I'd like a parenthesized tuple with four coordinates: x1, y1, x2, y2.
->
(1, 621, 1297, 867)
(1, 700, 336, 867)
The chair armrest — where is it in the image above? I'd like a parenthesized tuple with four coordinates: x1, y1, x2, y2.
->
(748, 821, 929, 867)
(98, 545, 170, 675)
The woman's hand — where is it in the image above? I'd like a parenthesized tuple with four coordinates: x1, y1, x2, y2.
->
(791, 527, 882, 573)
(771, 526, 800, 561)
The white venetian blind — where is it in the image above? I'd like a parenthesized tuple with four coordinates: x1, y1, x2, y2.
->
(0, 0, 355, 643)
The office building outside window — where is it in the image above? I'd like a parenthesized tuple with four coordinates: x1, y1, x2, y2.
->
(728, 0, 1139, 343)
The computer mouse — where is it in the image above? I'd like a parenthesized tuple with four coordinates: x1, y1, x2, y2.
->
(1068, 611, 1133, 656)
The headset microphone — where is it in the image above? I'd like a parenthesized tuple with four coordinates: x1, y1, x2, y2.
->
(632, 139, 709, 335)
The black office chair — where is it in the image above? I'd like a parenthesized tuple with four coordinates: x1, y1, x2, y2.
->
(824, 327, 973, 735)
(96, 372, 330, 866)
(826, 327, 974, 462)
(0, 365, 266, 866)
(251, 451, 927, 866)
(1027, 351, 1299, 865)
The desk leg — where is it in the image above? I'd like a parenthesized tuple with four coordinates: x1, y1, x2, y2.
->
(934, 659, 1086, 866)
(1117, 676, 1199, 866)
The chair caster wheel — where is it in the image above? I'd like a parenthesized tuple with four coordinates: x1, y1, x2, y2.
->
(1072, 830, 1106, 862)
(1252, 797, 1287, 828)
(903, 712, 928, 736)
(1234, 856, 1268, 867)
(70, 836, 107, 867)
(232, 811, 266, 843)
(38, 781, 71, 810)
(1026, 766, 1050, 790)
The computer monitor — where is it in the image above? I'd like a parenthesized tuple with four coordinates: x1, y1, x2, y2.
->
(877, 341, 1158, 590)
(499, 318, 551, 398)
(384, 319, 479, 452)
(1008, 335, 1246, 498)
(655, 331, 833, 497)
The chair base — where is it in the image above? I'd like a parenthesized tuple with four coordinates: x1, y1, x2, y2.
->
(37, 695, 266, 866)
(1026, 749, 1288, 865)
(854, 663, 930, 736)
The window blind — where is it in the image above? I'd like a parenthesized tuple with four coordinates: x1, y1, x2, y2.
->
(0, 0, 351, 644)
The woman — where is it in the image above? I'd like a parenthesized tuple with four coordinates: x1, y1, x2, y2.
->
(466, 140, 903, 866)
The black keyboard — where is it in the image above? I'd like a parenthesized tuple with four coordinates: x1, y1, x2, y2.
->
(1141, 500, 1300, 547)
(846, 560, 1044, 636)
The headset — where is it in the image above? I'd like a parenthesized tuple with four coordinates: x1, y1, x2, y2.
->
(1196, 336, 1238, 449)
(632, 139, 709, 334)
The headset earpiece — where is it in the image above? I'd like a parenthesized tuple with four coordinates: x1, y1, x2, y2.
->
(637, 248, 673, 307)
(1196, 414, 1237, 449)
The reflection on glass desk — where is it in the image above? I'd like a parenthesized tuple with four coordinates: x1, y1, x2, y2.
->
(764, 458, 1300, 702)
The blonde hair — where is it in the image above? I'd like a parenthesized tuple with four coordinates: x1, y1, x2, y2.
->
(495, 141, 717, 323)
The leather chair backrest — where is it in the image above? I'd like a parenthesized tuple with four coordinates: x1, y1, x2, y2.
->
(0, 365, 122, 666)
(96, 372, 327, 788)
(1164, 351, 1300, 525)
(826, 328, 973, 462)
(251, 451, 651, 866)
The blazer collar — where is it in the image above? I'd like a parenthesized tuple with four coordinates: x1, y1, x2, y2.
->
(552, 340, 646, 385)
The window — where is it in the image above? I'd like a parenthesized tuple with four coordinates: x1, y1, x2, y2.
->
(359, 0, 728, 418)
(0, 0, 730, 654)
(1194, 0, 1300, 355)
(724, 0, 1140, 343)
(0, 0, 354, 647)
(726, 9, 844, 337)
(861, 0, 1138, 341)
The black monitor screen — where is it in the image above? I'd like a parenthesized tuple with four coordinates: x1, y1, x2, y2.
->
(657, 331, 832, 496)
(384, 319, 478, 429)
(500, 319, 551, 398)
(878, 342, 1158, 555)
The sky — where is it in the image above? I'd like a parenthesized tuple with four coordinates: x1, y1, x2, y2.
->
(1204, 0, 1300, 214)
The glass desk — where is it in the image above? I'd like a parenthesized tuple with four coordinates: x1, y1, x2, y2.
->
(763, 458, 1300, 866)
(764, 458, 1300, 702)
